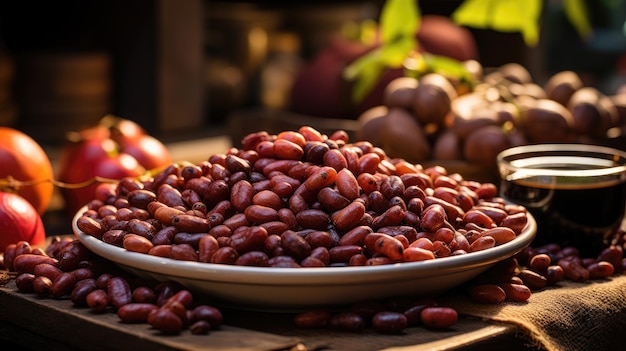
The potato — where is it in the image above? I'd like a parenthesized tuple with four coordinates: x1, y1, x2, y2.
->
(463, 125, 512, 167)
(383, 77, 418, 109)
(568, 87, 618, 137)
(433, 129, 461, 160)
(544, 70, 583, 107)
(381, 107, 431, 162)
(499, 62, 532, 84)
(450, 93, 499, 139)
(413, 73, 457, 125)
(519, 99, 576, 143)
(357, 105, 389, 145)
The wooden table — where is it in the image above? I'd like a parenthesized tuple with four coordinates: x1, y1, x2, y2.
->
(0, 278, 538, 351)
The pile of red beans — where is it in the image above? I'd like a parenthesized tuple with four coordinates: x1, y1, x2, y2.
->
(3, 125, 626, 335)
(75, 126, 531, 267)
(2, 238, 223, 335)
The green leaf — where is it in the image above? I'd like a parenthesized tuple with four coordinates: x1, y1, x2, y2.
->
(422, 53, 475, 82)
(380, 0, 421, 45)
(351, 60, 386, 103)
(344, 0, 421, 103)
(563, 0, 593, 40)
(452, 0, 543, 46)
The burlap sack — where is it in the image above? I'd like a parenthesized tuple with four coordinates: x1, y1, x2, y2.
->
(443, 275, 626, 351)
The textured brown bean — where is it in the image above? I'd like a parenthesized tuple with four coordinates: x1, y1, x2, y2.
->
(252, 190, 283, 210)
(157, 184, 185, 208)
(358, 153, 381, 174)
(190, 305, 224, 327)
(33, 263, 63, 282)
(474, 183, 498, 199)
(76, 215, 105, 238)
(420, 307, 458, 329)
(317, 187, 350, 212)
(529, 253, 551, 274)
(86, 289, 110, 313)
(131, 286, 157, 304)
(421, 204, 446, 232)
(172, 214, 212, 233)
(469, 284, 506, 304)
(108, 277, 132, 309)
(588, 261, 614, 279)
(71, 278, 98, 306)
(51, 272, 77, 297)
(33, 275, 53, 295)
(334, 169, 359, 200)
(127, 189, 157, 209)
(380, 175, 405, 200)
(230, 180, 254, 212)
(274, 138, 304, 160)
(15, 273, 35, 293)
(518, 269, 548, 290)
(294, 310, 331, 328)
(499, 283, 531, 302)
(369, 234, 404, 261)
(402, 247, 435, 262)
(244, 205, 279, 224)
(331, 200, 366, 232)
(597, 246, 622, 269)
(211, 246, 239, 264)
(147, 307, 184, 334)
(3, 243, 17, 272)
(474, 205, 508, 225)
(371, 205, 406, 229)
(123, 233, 154, 254)
(118, 303, 159, 323)
(328, 312, 366, 332)
(296, 209, 330, 230)
(309, 246, 330, 266)
(328, 245, 362, 264)
(500, 212, 528, 235)
(229, 226, 268, 254)
(303, 166, 338, 192)
(338, 226, 372, 246)
(469, 236, 496, 252)
(148, 245, 172, 258)
(558, 258, 590, 282)
(198, 235, 219, 263)
(222, 213, 249, 232)
(372, 311, 408, 334)
(72, 267, 96, 281)
(235, 251, 270, 266)
(153, 206, 184, 226)
(462, 210, 495, 228)
(545, 265, 565, 285)
(279, 230, 311, 260)
(425, 196, 464, 223)
(480, 227, 516, 245)
(303, 231, 334, 249)
(169, 243, 199, 261)
(12, 254, 59, 275)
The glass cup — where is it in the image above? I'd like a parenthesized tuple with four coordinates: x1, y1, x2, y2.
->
(497, 144, 626, 257)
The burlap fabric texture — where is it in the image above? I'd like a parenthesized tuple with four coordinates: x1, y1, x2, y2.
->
(443, 275, 626, 351)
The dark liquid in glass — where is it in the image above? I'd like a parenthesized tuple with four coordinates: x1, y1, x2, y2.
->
(500, 160, 626, 257)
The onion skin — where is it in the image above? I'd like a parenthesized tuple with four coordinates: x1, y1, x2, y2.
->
(0, 127, 55, 215)
(0, 192, 46, 252)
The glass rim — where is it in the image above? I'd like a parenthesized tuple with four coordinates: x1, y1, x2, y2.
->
(497, 144, 626, 181)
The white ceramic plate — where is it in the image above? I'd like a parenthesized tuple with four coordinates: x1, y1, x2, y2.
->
(72, 208, 536, 311)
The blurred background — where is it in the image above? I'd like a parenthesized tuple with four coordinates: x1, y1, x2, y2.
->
(0, 0, 625, 233)
(0, 0, 624, 145)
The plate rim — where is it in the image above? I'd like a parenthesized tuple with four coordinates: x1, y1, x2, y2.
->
(72, 206, 536, 286)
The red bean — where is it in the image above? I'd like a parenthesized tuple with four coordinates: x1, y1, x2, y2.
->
(420, 307, 458, 329)
(372, 311, 408, 334)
